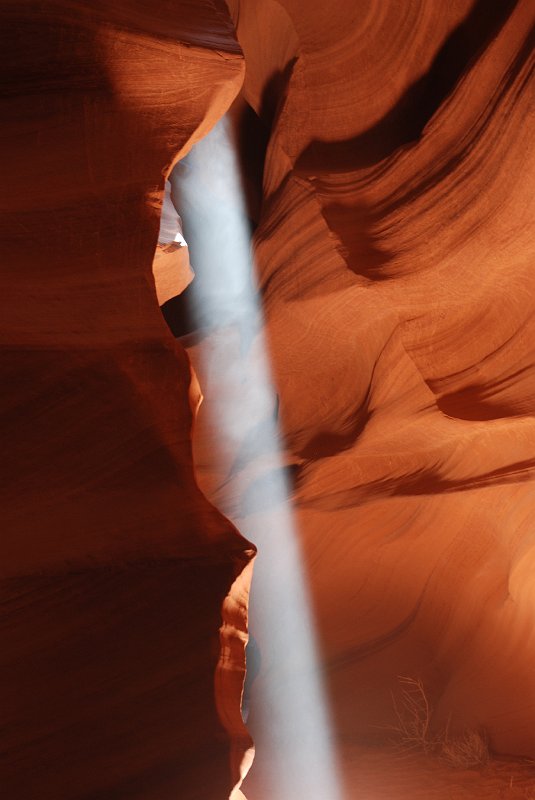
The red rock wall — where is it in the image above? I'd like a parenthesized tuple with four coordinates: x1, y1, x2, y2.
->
(0, 3, 254, 798)
(188, 1, 535, 796)
(2, 1, 535, 799)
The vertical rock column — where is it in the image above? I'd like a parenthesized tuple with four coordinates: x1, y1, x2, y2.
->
(0, 3, 254, 798)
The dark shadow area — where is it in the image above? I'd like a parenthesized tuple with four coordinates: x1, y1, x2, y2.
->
(160, 283, 198, 338)
(228, 95, 271, 226)
(319, 200, 394, 279)
(309, 20, 534, 281)
(0, 7, 114, 101)
(1, 562, 238, 799)
(374, 21, 535, 216)
(298, 397, 371, 461)
(437, 391, 528, 421)
(431, 364, 535, 420)
(257, 58, 298, 128)
(296, 0, 519, 172)
(301, 457, 535, 512)
(93, 0, 242, 52)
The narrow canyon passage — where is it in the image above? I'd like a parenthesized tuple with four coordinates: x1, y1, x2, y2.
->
(2, 1, 535, 799)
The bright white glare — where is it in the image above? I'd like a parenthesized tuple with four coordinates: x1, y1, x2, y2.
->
(172, 116, 344, 800)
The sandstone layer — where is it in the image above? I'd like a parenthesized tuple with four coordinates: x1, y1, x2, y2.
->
(2, 2, 535, 799)
(186, 1, 535, 798)
(1, 3, 253, 799)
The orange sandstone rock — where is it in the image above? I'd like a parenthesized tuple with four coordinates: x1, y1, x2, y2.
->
(0, 2, 253, 798)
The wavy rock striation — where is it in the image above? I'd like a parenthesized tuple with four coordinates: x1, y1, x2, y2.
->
(2, 1, 535, 799)
(187, 1, 535, 797)
(1, 3, 254, 799)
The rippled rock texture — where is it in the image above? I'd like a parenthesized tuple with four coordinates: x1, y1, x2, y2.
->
(191, 1, 535, 797)
(2, 1, 534, 799)
(1, 3, 253, 798)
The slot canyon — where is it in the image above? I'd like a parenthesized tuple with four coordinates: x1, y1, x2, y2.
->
(1, 1, 534, 798)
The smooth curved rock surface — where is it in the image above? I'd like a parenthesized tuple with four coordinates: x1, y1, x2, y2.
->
(1, 3, 253, 799)
(186, 1, 535, 797)
(2, 1, 535, 799)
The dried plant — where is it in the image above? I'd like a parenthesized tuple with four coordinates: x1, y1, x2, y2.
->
(386, 676, 490, 768)
(441, 727, 489, 769)
(385, 676, 438, 754)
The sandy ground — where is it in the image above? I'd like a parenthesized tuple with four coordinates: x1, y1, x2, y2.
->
(241, 744, 535, 799)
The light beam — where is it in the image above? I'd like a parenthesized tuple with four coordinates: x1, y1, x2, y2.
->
(170, 114, 344, 800)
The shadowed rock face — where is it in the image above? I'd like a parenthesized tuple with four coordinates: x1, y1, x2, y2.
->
(1, 3, 253, 799)
(2, 2, 535, 800)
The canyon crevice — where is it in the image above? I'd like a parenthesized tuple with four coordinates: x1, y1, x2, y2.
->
(1, 1, 534, 798)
